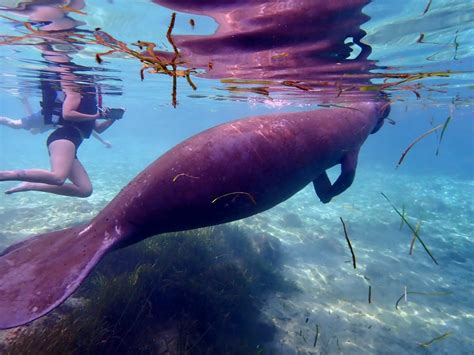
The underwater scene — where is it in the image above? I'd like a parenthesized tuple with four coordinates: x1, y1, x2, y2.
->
(0, 0, 472, 354)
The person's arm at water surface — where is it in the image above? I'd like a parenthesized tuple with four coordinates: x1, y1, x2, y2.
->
(313, 148, 359, 203)
(20, 96, 33, 116)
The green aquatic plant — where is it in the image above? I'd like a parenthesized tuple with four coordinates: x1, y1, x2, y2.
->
(399, 204, 406, 230)
(422, 0, 433, 15)
(396, 124, 443, 168)
(381, 193, 438, 265)
(409, 221, 421, 255)
(339, 217, 356, 269)
(395, 291, 452, 310)
(5, 225, 295, 354)
(313, 324, 319, 348)
(418, 332, 452, 348)
(435, 115, 452, 155)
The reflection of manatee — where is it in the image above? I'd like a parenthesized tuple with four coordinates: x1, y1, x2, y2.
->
(0, 100, 389, 329)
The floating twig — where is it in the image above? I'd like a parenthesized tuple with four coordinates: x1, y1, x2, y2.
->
(223, 86, 270, 96)
(409, 221, 421, 255)
(418, 332, 452, 348)
(396, 124, 443, 168)
(166, 13, 179, 62)
(319, 104, 361, 112)
(172, 173, 200, 182)
(395, 291, 451, 310)
(368, 285, 372, 304)
(422, 0, 433, 15)
(435, 116, 452, 155)
(381, 193, 438, 265)
(313, 324, 319, 348)
(212, 192, 257, 205)
(453, 30, 459, 60)
(92, 13, 196, 108)
(340, 217, 356, 269)
(282, 80, 311, 91)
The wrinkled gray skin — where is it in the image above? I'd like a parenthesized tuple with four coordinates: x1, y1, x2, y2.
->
(0, 100, 390, 329)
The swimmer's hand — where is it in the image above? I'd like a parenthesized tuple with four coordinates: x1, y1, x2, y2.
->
(98, 107, 125, 120)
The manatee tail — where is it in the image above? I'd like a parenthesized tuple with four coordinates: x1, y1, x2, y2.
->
(0, 223, 117, 329)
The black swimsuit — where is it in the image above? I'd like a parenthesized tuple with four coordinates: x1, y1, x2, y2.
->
(45, 87, 98, 157)
(46, 126, 83, 157)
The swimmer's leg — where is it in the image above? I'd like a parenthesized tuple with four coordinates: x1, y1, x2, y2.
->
(1, 139, 75, 191)
(5, 166, 92, 197)
(313, 148, 359, 203)
(5, 158, 92, 197)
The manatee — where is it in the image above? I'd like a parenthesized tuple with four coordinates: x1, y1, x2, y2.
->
(0, 100, 390, 329)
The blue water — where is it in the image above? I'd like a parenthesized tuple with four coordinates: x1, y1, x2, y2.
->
(0, 0, 473, 353)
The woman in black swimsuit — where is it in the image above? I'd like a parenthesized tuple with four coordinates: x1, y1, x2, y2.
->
(0, 62, 119, 197)
(0, 3, 122, 197)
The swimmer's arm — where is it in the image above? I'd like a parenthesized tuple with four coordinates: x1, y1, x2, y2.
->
(313, 149, 359, 204)
(20, 97, 33, 116)
(93, 118, 116, 134)
(62, 93, 100, 122)
(91, 131, 112, 148)
(0, 116, 23, 129)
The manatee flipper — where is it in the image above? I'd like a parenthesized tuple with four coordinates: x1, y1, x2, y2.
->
(313, 148, 360, 203)
(0, 223, 117, 329)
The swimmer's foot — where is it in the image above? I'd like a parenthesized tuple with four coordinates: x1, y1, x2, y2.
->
(5, 182, 31, 194)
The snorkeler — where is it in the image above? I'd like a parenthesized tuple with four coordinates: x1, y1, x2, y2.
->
(0, 67, 124, 197)
(0, 87, 114, 148)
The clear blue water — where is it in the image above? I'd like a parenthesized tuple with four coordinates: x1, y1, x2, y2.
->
(0, 0, 473, 353)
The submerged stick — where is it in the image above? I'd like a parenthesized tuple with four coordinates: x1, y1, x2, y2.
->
(397, 124, 443, 168)
(340, 217, 356, 269)
(381, 193, 438, 265)
(422, 0, 433, 15)
(453, 30, 459, 60)
(395, 291, 452, 310)
(435, 116, 452, 155)
(368, 285, 372, 304)
(418, 332, 452, 348)
(166, 13, 179, 62)
(313, 324, 319, 348)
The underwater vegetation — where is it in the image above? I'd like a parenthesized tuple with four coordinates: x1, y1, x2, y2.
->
(381, 192, 438, 264)
(3, 225, 296, 354)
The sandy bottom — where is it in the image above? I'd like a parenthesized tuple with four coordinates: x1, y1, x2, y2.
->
(0, 165, 472, 354)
